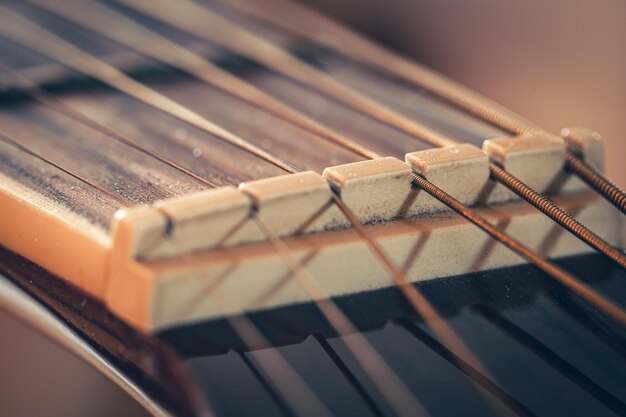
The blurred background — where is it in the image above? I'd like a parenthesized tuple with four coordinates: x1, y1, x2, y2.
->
(302, 0, 626, 188)
(1, 0, 624, 416)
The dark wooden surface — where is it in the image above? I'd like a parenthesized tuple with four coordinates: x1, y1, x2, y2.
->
(0, 0, 505, 230)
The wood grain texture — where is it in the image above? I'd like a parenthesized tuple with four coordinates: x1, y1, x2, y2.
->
(0, 0, 505, 232)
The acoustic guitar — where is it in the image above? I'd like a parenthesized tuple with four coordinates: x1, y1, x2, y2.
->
(0, 0, 624, 416)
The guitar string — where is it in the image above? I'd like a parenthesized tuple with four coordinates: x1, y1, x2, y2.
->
(224, 0, 626, 214)
(563, 151, 626, 215)
(7, 0, 624, 368)
(115, 0, 625, 270)
(410, 172, 626, 327)
(257, 163, 626, 415)
(394, 318, 536, 417)
(0, 10, 337, 417)
(28, 0, 380, 160)
(0, 114, 531, 415)
(89, 1, 626, 408)
(2, 2, 620, 410)
(236, 350, 298, 417)
(252, 214, 432, 417)
(6, 0, 472, 404)
(11, 2, 626, 412)
(3, 107, 608, 416)
(0, 4, 297, 174)
(162, 206, 430, 417)
(0, 86, 333, 416)
(0, 9, 600, 417)
(0, 62, 510, 417)
(166, 235, 336, 417)
(12, 0, 624, 273)
(97, 0, 626, 347)
(0, 116, 314, 417)
(221, 0, 539, 136)
(112, 0, 459, 148)
(0, 7, 505, 416)
(5, 0, 623, 217)
(312, 334, 387, 417)
(105, 0, 626, 325)
(0, 64, 219, 189)
(6, 62, 434, 414)
(94, 0, 626, 383)
(487, 164, 625, 269)
(2, 3, 620, 412)
(0, 7, 430, 417)
(140, 0, 626, 269)
(1, 11, 620, 417)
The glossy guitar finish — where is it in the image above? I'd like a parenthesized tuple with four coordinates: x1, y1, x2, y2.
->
(2, 246, 625, 417)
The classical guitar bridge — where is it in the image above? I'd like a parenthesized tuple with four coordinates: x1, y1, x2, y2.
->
(100, 136, 620, 331)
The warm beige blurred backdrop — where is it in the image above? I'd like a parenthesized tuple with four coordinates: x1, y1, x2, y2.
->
(1, 1, 624, 416)
(0, 312, 148, 417)
(304, 0, 626, 187)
